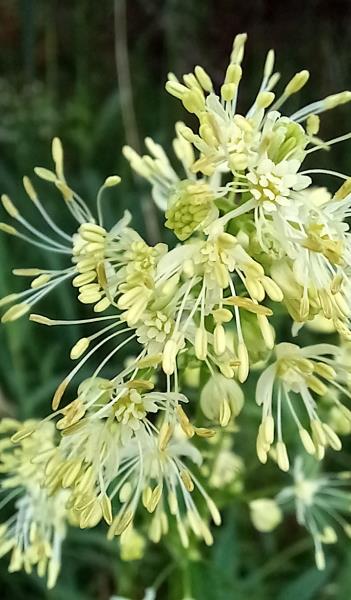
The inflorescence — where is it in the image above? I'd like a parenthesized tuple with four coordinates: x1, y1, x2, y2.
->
(1, 33, 351, 586)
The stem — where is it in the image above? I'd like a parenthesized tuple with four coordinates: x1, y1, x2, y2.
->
(243, 537, 312, 585)
(114, 0, 161, 244)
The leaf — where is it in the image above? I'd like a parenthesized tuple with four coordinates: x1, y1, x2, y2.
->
(276, 563, 334, 600)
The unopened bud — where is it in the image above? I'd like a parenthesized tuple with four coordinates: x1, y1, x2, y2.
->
(250, 499, 282, 532)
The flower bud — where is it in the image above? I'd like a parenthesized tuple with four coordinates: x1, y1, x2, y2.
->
(200, 373, 244, 425)
(250, 499, 282, 532)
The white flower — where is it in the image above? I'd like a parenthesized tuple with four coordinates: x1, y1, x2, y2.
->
(255, 342, 351, 470)
(247, 158, 311, 213)
(107, 427, 221, 548)
(0, 138, 128, 320)
(136, 310, 175, 354)
(156, 231, 281, 380)
(200, 373, 244, 426)
(264, 184, 351, 336)
(277, 458, 351, 570)
(0, 420, 69, 589)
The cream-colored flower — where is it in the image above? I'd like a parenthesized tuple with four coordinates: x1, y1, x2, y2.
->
(255, 342, 351, 470)
(246, 158, 311, 213)
(107, 427, 221, 548)
(165, 32, 351, 180)
(200, 373, 244, 426)
(45, 377, 198, 531)
(157, 229, 281, 381)
(0, 419, 69, 589)
(0, 138, 130, 319)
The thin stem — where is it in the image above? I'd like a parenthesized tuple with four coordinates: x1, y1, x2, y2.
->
(306, 132, 351, 154)
(113, 0, 160, 244)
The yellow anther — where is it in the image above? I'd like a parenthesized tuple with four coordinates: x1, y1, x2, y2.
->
(70, 338, 90, 360)
(324, 91, 351, 110)
(103, 175, 121, 187)
(284, 70, 309, 96)
(306, 114, 320, 136)
(194, 65, 213, 92)
(0, 222, 17, 235)
(23, 176, 38, 201)
(34, 166, 57, 182)
(52, 137, 64, 179)
(1, 194, 19, 219)
(1, 303, 30, 322)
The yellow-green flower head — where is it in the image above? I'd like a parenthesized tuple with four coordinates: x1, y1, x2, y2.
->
(55, 377, 164, 443)
(165, 180, 218, 241)
(123, 239, 167, 275)
(116, 239, 168, 326)
(265, 116, 308, 163)
(153, 227, 282, 381)
(46, 388, 220, 547)
(266, 182, 351, 338)
(0, 419, 69, 589)
(46, 378, 198, 530)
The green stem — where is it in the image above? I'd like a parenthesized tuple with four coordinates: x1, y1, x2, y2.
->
(243, 537, 312, 586)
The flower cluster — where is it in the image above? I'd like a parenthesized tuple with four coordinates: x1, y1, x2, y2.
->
(0, 419, 69, 588)
(1, 33, 351, 585)
(250, 457, 351, 571)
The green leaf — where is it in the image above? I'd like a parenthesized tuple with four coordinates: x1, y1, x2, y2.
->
(277, 563, 334, 600)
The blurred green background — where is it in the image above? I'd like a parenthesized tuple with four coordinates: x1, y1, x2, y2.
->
(1, 0, 351, 598)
